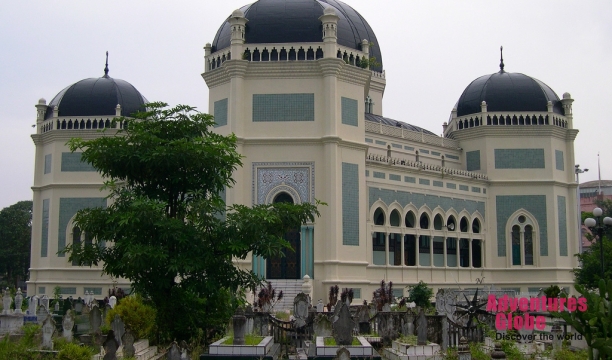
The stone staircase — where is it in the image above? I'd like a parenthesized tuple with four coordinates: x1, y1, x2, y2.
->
(266, 279, 304, 312)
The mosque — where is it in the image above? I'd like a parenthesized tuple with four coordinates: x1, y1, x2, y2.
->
(27, 0, 580, 305)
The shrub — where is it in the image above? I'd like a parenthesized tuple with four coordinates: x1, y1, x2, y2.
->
(106, 294, 156, 340)
(405, 281, 433, 309)
(57, 343, 93, 360)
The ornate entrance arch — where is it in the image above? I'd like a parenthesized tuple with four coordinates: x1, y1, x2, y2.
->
(266, 192, 301, 279)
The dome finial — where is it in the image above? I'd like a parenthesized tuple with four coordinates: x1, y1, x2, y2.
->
(104, 51, 109, 78)
(499, 46, 505, 72)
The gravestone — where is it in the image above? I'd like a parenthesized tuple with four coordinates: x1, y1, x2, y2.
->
(62, 298, 72, 315)
(245, 305, 254, 334)
(28, 295, 39, 316)
(401, 313, 414, 336)
(180, 340, 189, 360)
(167, 342, 181, 360)
(109, 296, 117, 309)
(293, 293, 309, 328)
(40, 295, 50, 311)
(368, 303, 377, 318)
(382, 303, 391, 312)
(62, 310, 75, 341)
(90, 304, 102, 333)
(37, 305, 49, 326)
(232, 308, 246, 345)
(103, 330, 119, 360)
(253, 312, 268, 336)
(74, 299, 83, 314)
(122, 329, 136, 358)
(316, 299, 324, 312)
(14, 288, 24, 314)
(111, 314, 125, 345)
(334, 347, 351, 360)
(377, 312, 397, 345)
(356, 305, 370, 334)
(41, 316, 56, 349)
(2, 288, 11, 314)
(332, 303, 354, 346)
(313, 313, 332, 337)
(416, 308, 428, 345)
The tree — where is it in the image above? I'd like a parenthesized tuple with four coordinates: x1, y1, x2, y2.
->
(63, 103, 321, 342)
(405, 281, 433, 309)
(575, 199, 612, 289)
(0, 200, 32, 288)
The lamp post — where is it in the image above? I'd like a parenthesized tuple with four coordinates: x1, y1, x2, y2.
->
(583, 207, 612, 279)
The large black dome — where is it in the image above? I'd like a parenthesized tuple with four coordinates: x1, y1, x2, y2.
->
(45, 76, 148, 120)
(456, 71, 563, 117)
(212, 0, 383, 72)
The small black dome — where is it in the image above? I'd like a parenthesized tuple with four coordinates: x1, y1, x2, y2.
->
(212, 0, 383, 72)
(456, 71, 563, 117)
(45, 76, 148, 120)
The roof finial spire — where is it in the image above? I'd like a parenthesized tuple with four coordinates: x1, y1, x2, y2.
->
(104, 51, 109, 78)
(499, 46, 505, 72)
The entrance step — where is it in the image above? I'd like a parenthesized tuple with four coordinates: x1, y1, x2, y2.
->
(265, 279, 303, 312)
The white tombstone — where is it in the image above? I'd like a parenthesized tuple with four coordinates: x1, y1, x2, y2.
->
(62, 310, 75, 342)
(14, 288, 23, 314)
(109, 295, 117, 309)
(301, 275, 312, 301)
(41, 316, 56, 349)
(29, 295, 39, 315)
(2, 288, 12, 314)
(317, 299, 324, 312)
(40, 295, 50, 311)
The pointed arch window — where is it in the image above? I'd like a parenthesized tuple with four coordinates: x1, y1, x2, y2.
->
(510, 215, 536, 266)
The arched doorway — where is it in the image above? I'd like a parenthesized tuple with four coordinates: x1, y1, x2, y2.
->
(267, 192, 301, 279)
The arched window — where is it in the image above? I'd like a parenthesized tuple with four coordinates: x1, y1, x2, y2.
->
(510, 214, 536, 266)
(472, 218, 481, 233)
(405, 211, 415, 228)
(373, 208, 385, 226)
(419, 213, 429, 229)
(460, 217, 469, 232)
(273, 192, 294, 204)
(390, 210, 401, 227)
(433, 214, 443, 230)
(446, 216, 457, 231)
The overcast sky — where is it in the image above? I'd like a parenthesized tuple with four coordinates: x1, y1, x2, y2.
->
(1, 0, 611, 209)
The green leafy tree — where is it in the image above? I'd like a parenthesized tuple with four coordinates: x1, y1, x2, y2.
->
(406, 281, 433, 309)
(0, 200, 32, 288)
(553, 279, 612, 360)
(575, 199, 612, 289)
(62, 103, 321, 343)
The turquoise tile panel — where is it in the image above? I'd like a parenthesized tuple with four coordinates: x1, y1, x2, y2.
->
(459, 185, 469, 191)
(446, 183, 457, 189)
(373, 171, 385, 179)
(392, 143, 402, 149)
(404, 176, 416, 183)
(419, 149, 430, 154)
(431, 151, 441, 156)
(404, 146, 414, 151)
(555, 150, 564, 171)
(433, 181, 443, 187)
(59, 287, 77, 295)
(365, 138, 373, 143)
(392, 289, 403, 298)
(495, 149, 545, 169)
(419, 179, 430, 186)
(252, 93, 314, 122)
(61, 153, 96, 172)
(445, 154, 459, 160)
(342, 163, 359, 246)
(58, 198, 107, 257)
(44, 154, 52, 174)
(366, 170, 369, 177)
(353, 288, 361, 299)
(341, 97, 358, 126)
(41, 199, 49, 257)
(466, 150, 480, 171)
(389, 174, 401, 181)
(472, 187, 481, 193)
(213, 98, 228, 127)
(496, 195, 548, 257)
(38, 287, 46, 295)
(375, 140, 386, 146)
(368, 187, 486, 219)
(558, 196, 567, 256)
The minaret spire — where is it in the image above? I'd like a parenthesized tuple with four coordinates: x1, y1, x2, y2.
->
(104, 51, 109, 78)
(499, 46, 505, 72)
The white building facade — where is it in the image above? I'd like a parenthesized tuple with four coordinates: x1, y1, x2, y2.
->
(28, 0, 579, 304)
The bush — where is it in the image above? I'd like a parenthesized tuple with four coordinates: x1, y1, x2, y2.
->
(57, 343, 93, 360)
(406, 281, 433, 309)
(106, 294, 156, 340)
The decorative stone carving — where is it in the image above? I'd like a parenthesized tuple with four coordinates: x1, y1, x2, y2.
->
(293, 293, 309, 328)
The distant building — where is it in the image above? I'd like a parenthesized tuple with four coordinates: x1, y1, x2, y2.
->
(579, 180, 612, 249)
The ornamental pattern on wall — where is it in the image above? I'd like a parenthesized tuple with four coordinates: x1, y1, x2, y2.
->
(253, 162, 315, 205)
